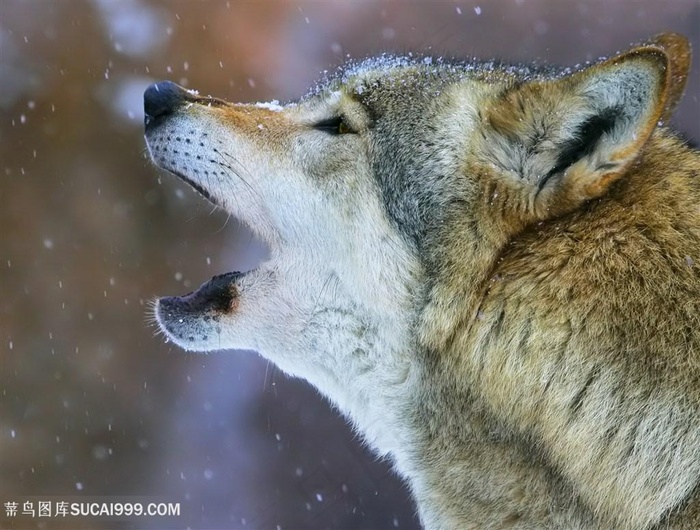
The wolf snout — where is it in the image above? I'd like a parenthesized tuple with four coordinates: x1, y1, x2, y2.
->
(143, 80, 191, 124)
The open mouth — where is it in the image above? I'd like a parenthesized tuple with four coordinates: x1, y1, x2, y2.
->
(144, 145, 255, 346)
(147, 157, 267, 346)
(147, 164, 264, 348)
(143, 81, 272, 348)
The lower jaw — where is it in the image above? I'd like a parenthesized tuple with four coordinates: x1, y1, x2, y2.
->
(157, 271, 244, 319)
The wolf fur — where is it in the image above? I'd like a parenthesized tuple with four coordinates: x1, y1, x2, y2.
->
(144, 33, 699, 529)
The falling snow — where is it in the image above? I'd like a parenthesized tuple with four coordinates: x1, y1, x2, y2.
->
(7, 4, 698, 530)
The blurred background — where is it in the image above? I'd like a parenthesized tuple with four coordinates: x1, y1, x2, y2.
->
(1, 1, 698, 529)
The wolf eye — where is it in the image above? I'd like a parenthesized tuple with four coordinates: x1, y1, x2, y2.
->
(313, 116, 354, 135)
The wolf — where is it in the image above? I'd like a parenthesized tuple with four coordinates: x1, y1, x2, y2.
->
(143, 33, 699, 529)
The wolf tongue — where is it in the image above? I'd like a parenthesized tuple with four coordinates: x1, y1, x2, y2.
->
(159, 271, 243, 317)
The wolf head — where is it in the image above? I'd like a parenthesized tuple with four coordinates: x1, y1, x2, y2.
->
(145, 33, 688, 362)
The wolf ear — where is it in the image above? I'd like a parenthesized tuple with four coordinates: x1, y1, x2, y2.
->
(481, 33, 691, 220)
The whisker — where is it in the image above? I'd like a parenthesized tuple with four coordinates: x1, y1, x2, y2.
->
(144, 297, 160, 324)
(214, 211, 233, 234)
(212, 147, 262, 201)
(145, 297, 167, 340)
(310, 272, 339, 320)
(206, 148, 247, 215)
(263, 359, 271, 392)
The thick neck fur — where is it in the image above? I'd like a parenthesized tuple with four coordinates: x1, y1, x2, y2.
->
(405, 131, 700, 529)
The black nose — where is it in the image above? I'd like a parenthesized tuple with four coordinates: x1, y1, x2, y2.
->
(144, 81, 190, 119)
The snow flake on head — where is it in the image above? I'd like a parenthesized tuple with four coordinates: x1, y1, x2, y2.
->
(254, 100, 284, 112)
(302, 52, 566, 103)
(342, 54, 418, 81)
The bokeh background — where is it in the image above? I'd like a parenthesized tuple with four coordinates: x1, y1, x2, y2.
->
(1, 1, 698, 529)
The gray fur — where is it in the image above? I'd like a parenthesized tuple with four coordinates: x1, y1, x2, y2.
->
(144, 34, 700, 529)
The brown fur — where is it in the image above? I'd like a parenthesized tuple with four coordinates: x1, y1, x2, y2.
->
(414, 35, 699, 529)
(146, 33, 699, 529)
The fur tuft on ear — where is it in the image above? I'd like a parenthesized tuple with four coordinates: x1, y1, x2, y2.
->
(478, 33, 691, 221)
